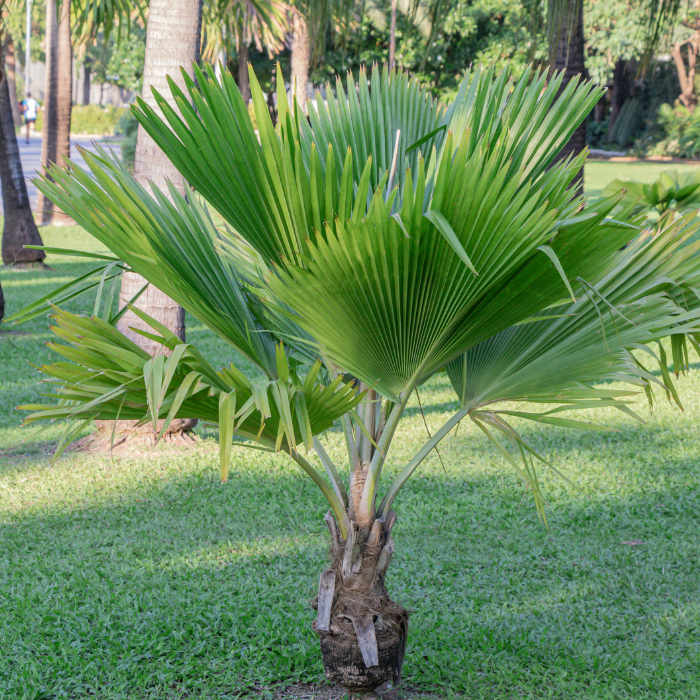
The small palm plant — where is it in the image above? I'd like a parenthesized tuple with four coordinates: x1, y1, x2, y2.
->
(602, 168, 700, 231)
(10, 64, 700, 692)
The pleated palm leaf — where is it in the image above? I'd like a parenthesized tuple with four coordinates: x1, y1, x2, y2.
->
(10, 63, 700, 690)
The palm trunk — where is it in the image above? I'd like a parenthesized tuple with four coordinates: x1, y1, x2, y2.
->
(550, 0, 586, 195)
(35, 0, 71, 226)
(5, 38, 21, 127)
(108, 0, 202, 442)
(290, 12, 309, 113)
(56, 0, 73, 167)
(81, 0, 205, 448)
(608, 60, 631, 134)
(82, 58, 91, 105)
(35, 0, 58, 224)
(389, 0, 398, 68)
(314, 512, 408, 692)
(238, 42, 250, 104)
(0, 61, 46, 265)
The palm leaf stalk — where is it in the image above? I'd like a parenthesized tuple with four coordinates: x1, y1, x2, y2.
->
(10, 63, 700, 690)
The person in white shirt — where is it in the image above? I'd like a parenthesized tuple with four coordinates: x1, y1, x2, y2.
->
(21, 93, 39, 144)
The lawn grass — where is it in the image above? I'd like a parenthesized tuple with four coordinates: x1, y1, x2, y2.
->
(1, 165, 700, 699)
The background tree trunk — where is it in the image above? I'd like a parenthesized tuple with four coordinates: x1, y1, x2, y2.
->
(290, 12, 309, 112)
(389, 0, 398, 68)
(609, 59, 631, 133)
(35, 0, 72, 226)
(118, 0, 202, 357)
(238, 41, 250, 103)
(35, 0, 59, 225)
(82, 57, 91, 105)
(671, 37, 698, 113)
(550, 0, 586, 195)
(56, 0, 72, 167)
(593, 92, 606, 122)
(5, 38, 21, 127)
(0, 64, 46, 265)
(86, 0, 204, 447)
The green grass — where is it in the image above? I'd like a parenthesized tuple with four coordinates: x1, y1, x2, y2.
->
(1, 166, 700, 699)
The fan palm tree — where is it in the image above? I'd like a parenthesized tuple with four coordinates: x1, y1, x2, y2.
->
(11, 64, 700, 690)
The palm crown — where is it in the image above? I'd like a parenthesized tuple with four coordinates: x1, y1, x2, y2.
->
(11, 62, 700, 686)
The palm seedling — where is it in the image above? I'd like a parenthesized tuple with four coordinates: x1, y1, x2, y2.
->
(10, 64, 700, 693)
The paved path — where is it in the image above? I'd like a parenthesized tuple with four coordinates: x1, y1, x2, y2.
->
(0, 135, 122, 215)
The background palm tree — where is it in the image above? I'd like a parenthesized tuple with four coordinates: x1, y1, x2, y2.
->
(201, 0, 289, 102)
(4, 33, 21, 125)
(35, 0, 141, 226)
(107, 0, 204, 443)
(549, 0, 586, 192)
(0, 0, 46, 266)
(34, 0, 71, 226)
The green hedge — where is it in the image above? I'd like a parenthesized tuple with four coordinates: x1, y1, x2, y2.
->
(33, 104, 126, 135)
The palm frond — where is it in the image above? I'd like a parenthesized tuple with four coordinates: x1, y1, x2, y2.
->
(378, 216, 700, 517)
(35, 148, 280, 377)
(21, 307, 363, 526)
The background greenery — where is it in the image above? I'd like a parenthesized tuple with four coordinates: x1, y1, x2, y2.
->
(22, 106, 125, 136)
(1, 165, 699, 698)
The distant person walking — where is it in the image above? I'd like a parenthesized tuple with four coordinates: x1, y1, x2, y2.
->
(21, 94, 39, 143)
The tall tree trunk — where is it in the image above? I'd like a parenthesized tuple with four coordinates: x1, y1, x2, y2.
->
(112, 0, 202, 439)
(82, 0, 203, 449)
(5, 38, 21, 127)
(290, 12, 309, 113)
(56, 0, 72, 165)
(238, 41, 250, 103)
(550, 0, 586, 195)
(0, 55, 46, 265)
(671, 36, 699, 113)
(35, 0, 58, 225)
(82, 57, 91, 105)
(35, 0, 72, 226)
(389, 0, 398, 68)
(609, 59, 631, 134)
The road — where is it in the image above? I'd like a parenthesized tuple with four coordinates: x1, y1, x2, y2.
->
(0, 135, 122, 215)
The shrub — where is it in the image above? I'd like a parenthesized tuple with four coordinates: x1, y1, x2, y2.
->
(602, 168, 700, 229)
(639, 103, 700, 159)
(70, 104, 125, 135)
(34, 104, 126, 135)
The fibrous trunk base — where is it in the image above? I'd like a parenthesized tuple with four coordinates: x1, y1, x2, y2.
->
(313, 513, 408, 693)
(319, 626, 406, 693)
